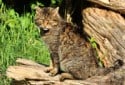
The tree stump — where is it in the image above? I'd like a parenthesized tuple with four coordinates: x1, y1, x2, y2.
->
(6, 58, 125, 85)
(82, 6, 125, 67)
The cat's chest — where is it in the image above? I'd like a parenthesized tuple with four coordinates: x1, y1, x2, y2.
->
(42, 28, 60, 51)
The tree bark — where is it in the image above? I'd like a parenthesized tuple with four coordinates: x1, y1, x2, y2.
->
(6, 58, 125, 85)
(82, 7, 125, 67)
(88, 0, 125, 14)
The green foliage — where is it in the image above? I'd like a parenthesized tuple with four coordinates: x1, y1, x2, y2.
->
(0, 0, 2, 5)
(0, 2, 50, 84)
(31, 1, 44, 10)
(51, 0, 62, 6)
(89, 37, 104, 67)
(51, 0, 57, 4)
(89, 37, 97, 48)
(0, 0, 63, 84)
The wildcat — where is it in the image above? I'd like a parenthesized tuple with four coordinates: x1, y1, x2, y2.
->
(35, 6, 65, 76)
(35, 6, 123, 81)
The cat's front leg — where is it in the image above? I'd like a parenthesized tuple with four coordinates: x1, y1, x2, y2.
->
(44, 59, 53, 73)
(49, 63, 59, 76)
(45, 53, 59, 76)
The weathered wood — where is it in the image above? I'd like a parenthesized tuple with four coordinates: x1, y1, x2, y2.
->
(6, 59, 125, 85)
(82, 7, 125, 67)
(7, 59, 59, 81)
(88, 0, 125, 14)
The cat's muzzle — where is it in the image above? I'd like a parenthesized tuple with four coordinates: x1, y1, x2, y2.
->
(40, 27, 50, 35)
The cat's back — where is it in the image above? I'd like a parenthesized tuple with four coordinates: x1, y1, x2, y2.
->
(58, 23, 98, 79)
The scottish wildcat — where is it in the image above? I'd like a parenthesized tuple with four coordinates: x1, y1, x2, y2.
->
(35, 7, 65, 76)
(35, 7, 123, 80)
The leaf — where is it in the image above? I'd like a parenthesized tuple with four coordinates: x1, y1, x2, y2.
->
(9, 9, 15, 16)
(20, 16, 30, 28)
(6, 19, 16, 28)
(51, 0, 56, 4)
(89, 37, 97, 48)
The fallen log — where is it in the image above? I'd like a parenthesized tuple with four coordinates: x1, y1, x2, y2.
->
(6, 58, 125, 85)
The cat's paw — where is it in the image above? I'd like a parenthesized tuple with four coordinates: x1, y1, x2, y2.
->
(49, 68, 58, 76)
(44, 67, 53, 73)
(59, 75, 65, 81)
(44, 67, 58, 76)
(60, 73, 74, 81)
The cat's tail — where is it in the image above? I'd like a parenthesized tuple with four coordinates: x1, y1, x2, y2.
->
(103, 59, 124, 75)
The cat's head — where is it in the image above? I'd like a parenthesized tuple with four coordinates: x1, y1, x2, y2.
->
(35, 7, 62, 35)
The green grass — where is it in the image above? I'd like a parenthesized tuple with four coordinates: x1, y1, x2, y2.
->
(0, 3, 50, 84)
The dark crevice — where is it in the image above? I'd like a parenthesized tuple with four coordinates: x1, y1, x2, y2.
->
(3, 0, 51, 14)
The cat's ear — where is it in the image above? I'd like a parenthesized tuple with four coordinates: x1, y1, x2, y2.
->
(53, 7, 59, 15)
(55, 7, 59, 12)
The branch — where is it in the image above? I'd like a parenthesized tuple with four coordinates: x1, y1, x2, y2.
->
(88, 0, 125, 14)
